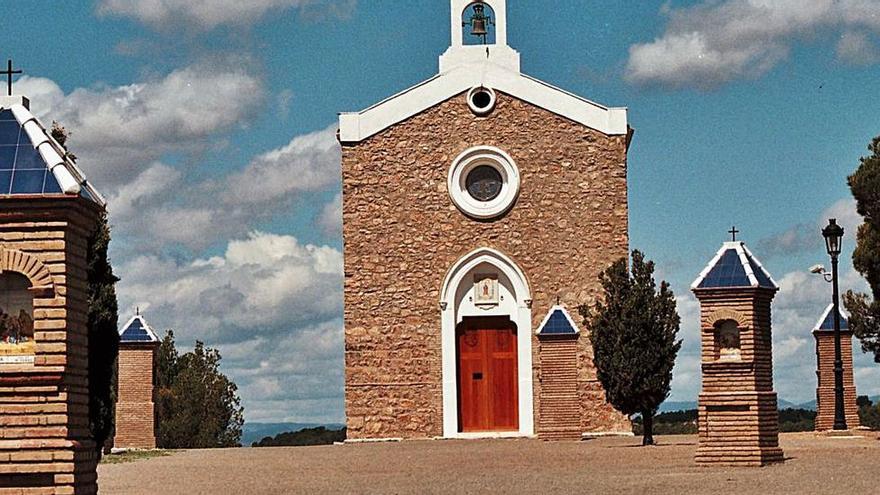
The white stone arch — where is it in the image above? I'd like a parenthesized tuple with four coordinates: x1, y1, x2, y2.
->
(439, 247, 534, 438)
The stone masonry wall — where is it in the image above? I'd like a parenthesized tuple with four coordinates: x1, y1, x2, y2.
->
(342, 91, 631, 439)
(114, 346, 157, 449)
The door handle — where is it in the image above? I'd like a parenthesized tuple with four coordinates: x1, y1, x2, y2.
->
(473, 372, 483, 380)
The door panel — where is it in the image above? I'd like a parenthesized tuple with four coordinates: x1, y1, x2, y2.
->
(457, 317, 519, 432)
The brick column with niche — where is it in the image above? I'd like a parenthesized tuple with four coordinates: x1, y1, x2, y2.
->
(813, 304, 860, 431)
(692, 241, 783, 466)
(114, 314, 159, 450)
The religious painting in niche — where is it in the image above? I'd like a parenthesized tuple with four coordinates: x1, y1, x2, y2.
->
(715, 320, 741, 361)
(0, 272, 35, 364)
(473, 274, 499, 306)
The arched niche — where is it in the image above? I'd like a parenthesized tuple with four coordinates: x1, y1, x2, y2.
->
(714, 320, 742, 361)
(450, 0, 509, 48)
(0, 272, 36, 363)
(439, 247, 533, 438)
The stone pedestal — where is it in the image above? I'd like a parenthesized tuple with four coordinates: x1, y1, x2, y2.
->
(0, 198, 101, 494)
(114, 343, 158, 450)
(813, 325, 860, 431)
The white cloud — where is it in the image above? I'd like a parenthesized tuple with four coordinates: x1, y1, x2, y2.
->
(837, 31, 880, 64)
(318, 193, 343, 236)
(96, 0, 357, 31)
(16, 61, 265, 188)
(119, 232, 344, 422)
(626, 0, 880, 89)
(219, 125, 340, 205)
(759, 198, 862, 258)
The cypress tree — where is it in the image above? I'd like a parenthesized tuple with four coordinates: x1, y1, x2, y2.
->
(845, 136, 880, 362)
(579, 250, 682, 446)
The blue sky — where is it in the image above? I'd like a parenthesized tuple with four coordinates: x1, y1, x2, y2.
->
(5, 0, 880, 423)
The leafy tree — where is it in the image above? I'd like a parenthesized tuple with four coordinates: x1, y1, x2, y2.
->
(155, 331, 245, 449)
(845, 136, 880, 362)
(52, 123, 120, 456)
(579, 250, 682, 446)
(252, 427, 347, 448)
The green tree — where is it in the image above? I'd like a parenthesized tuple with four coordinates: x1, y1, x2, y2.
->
(51, 123, 120, 456)
(579, 250, 682, 446)
(155, 331, 244, 449)
(845, 136, 880, 362)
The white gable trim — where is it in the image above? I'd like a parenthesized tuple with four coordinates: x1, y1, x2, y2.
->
(535, 305, 581, 335)
(740, 242, 779, 289)
(691, 243, 730, 290)
(691, 241, 778, 290)
(813, 303, 848, 332)
(339, 63, 628, 143)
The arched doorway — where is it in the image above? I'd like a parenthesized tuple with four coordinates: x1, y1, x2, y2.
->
(440, 248, 533, 438)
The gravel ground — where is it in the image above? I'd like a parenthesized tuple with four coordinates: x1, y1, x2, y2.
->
(98, 432, 879, 494)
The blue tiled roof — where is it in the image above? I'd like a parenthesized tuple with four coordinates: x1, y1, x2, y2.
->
(693, 242, 777, 290)
(815, 304, 849, 332)
(537, 306, 579, 336)
(119, 315, 159, 343)
(0, 109, 63, 195)
(0, 104, 104, 204)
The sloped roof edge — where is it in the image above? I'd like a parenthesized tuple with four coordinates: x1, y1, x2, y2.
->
(339, 63, 628, 143)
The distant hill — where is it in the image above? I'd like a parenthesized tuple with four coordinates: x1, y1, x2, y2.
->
(657, 397, 880, 414)
(252, 426, 346, 448)
(242, 423, 345, 447)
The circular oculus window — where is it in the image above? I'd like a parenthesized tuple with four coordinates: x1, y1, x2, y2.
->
(467, 86, 496, 115)
(448, 146, 519, 220)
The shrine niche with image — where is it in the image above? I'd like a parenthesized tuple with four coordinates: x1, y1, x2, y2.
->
(473, 274, 499, 306)
(715, 320, 741, 361)
(0, 272, 35, 363)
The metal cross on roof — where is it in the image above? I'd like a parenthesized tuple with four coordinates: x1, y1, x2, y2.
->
(2, 59, 23, 96)
(729, 226, 740, 242)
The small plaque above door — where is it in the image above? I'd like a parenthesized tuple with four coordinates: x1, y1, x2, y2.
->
(473, 274, 499, 307)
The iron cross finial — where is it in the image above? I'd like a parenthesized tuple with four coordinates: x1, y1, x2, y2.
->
(1, 60, 23, 97)
(729, 226, 740, 242)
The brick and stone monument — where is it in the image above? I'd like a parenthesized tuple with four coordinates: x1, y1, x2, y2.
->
(339, 0, 633, 441)
(0, 91, 106, 493)
(691, 237, 784, 466)
(812, 304, 860, 431)
(113, 312, 160, 450)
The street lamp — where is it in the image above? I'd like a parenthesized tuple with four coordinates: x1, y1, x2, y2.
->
(821, 218, 847, 431)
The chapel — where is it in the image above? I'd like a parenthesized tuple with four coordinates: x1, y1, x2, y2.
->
(340, 1, 633, 440)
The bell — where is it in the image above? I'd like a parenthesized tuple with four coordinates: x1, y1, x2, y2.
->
(471, 17, 488, 37)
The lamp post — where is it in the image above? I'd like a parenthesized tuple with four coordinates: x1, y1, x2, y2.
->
(821, 218, 847, 431)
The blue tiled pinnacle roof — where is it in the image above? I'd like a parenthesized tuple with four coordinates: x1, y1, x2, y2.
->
(0, 103, 104, 204)
(814, 304, 849, 332)
(692, 242, 778, 290)
(119, 314, 159, 344)
(536, 306, 579, 336)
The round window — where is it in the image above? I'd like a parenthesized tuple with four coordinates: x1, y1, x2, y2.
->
(465, 165, 503, 202)
(448, 146, 520, 220)
(467, 86, 497, 115)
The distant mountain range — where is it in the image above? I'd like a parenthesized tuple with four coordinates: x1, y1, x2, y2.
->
(242, 422, 345, 447)
(660, 395, 880, 414)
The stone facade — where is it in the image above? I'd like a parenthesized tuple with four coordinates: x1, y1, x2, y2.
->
(0, 197, 101, 494)
(693, 290, 784, 466)
(114, 345, 158, 449)
(813, 330, 860, 431)
(342, 91, 631, 440)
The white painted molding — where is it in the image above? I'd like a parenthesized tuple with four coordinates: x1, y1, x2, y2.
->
(535, 305, 581, 336)
(447, 146, 519, 220)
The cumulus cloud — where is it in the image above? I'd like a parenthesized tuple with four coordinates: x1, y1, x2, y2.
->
(118, 231, 344, 422)
(16, 61, 265, 188)
(318, 193, 343, 236)
(837, 31, 880, 64)
(626, 0, 880, 89)
(759, 198, 861, 258)
(96, 0, 357, 31)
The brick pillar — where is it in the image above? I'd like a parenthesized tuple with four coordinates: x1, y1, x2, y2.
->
(692, 289, 784, 466)
(537, 334, 581, 441)
(114, 343, 158, 449)
(813, 329, 860, 431)
(0, 198, 102, 494)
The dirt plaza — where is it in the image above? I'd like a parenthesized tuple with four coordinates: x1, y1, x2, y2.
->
(98, 432, 879, 494)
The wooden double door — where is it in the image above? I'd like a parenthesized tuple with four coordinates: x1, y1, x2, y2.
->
(456, 317, 519, 432)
